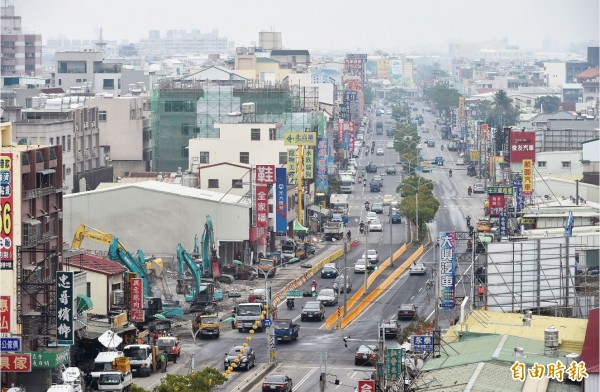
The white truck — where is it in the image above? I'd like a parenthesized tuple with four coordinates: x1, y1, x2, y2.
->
(235, 302, 265, 332)
(323, 221, 345, 241)
(91, 351, 124, 389)
(46, 366, 83, 392)
(123, 344, 156, 377)
(97, 357, 133, 392)
(340, 175, 354, 193)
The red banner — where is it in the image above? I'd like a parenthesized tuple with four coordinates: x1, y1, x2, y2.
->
(1, 153, 14, 269)
(0, 353, 31, 372)
(255, 164, 275, 184)
(510, 131, 536, 163)
(358, 380, 375, 392)
(130, 278, 143, 310)
(488, 193, 505, 217)
(0, 296, 9, 333)
(256, 185, 269, 228)
(130, 309, 145, 323)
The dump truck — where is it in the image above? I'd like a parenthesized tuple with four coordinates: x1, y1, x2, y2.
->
(192, 314, 221, 339)
(235, 302, 265, 332)
(323, 221, 345, 241)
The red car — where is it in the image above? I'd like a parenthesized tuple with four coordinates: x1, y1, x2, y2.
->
(397, 304, 417, 320)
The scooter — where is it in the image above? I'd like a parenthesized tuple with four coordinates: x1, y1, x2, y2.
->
(286, 298, 295, 310)
(468, 187, 472, 196)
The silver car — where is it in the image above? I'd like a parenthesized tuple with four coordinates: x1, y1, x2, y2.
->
(316, 288, 338, 306)
(333, 274, 352, 293)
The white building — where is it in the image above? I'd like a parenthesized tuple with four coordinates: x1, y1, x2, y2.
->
(544, 62, 566, 89)
(55, 50, 123, 95)
(535, 150, 583, 180)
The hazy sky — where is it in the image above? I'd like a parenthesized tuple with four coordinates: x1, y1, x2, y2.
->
(15, 0, 600, 53)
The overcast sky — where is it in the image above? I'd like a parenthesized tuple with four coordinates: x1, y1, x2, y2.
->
(15, 0, 600, 53)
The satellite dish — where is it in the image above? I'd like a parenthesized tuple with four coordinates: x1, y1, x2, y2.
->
(98, 329, 123, 349)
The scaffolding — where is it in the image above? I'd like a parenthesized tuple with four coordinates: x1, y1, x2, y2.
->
(151, 79, 320, 171)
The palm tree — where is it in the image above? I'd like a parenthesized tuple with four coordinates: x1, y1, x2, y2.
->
(493, 90, 513, 114)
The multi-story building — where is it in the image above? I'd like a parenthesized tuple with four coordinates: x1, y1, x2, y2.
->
(0, 3, 42, 76)
(138, 29, 231, 58)
(53, 50, 123, 95)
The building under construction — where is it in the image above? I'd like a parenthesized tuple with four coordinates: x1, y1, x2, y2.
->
(151, 79, 320, 172)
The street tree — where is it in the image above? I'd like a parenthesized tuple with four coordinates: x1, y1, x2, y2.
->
(425, 85, 462, 115)
(154, 368, 227, 392)
(534, 95, 560, 113)
(399, 192, 440, 240)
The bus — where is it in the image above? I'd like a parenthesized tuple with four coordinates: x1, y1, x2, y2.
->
(330, 194, 349, 224)
(376, 122, 384, 135)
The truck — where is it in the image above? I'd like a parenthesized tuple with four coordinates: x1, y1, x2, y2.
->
(91, 351, 124, 389)
(192, 314, 221, 339)
(46, 366, 84, 392)
(340, 175, 354, 193)
(447, 140, 459, 151)
(123, 344, 157, 377)
(323, 221, 345, 241)
(330, 194, 349, 224)
(376, 122, 384, 135)
(156, 336, 181, 363)
(257, 257, 277, 277)
(281, 239, 306, 262)
(235, 302, 265, 332)
(97, 357, 133, 392)
(273, 319, 300, 342)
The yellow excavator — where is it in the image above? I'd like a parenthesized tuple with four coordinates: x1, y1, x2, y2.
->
(71, 224, 163, 274)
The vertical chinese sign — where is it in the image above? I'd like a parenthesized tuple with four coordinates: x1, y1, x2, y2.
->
(348, 121, 355, 156)
(337, 119, 344, 143)
(255, 186, 269, 228)
(255, 164, 275, 185)
(439, 232, 456, 310)
(488, 193, 505, 217)
(303, 148, 314, 179)
(0, 153, 13, 270)
(513, 180, 524, 212)
(275, 168, 287, 238)
(287, 149, 297, 182)
(56, 271, 74, 345)
(316, 138, 328, 194)
(130, 278, 144, 322)
(0, 296, 10, 333)
(522, 159, 533, 195)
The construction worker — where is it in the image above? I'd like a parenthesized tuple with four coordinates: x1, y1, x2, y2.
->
(477, 285, 485, 305)
(172, 344, 179, 364)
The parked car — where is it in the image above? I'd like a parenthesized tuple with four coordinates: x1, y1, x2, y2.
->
(383, 194, 393, 206)
(224, 345, 255, 371)
(301, 301, 325, 321)
(473, 183, 485, 193)
(355, 345, 379, 366)
(366, 211, 378, 223)
(362, 249, 379, 263)
(262, 375, 293, 392)
(333, 274, 352, 293)
(316, 288, 338, 306)
(371, 202, 384, 214)
(409, 263, 427, 275)
(320, 263, 339, 279)
(397, 304, 418, 320)
(369, 219, 383, 232)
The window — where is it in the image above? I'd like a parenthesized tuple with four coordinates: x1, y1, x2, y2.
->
(66, 167, 71, 175)
(76, 79, 82, 83)
(164, 101, 195, 112)
(62, 136, 66, 148)
(2, 41, 15, 47)
(67, 135, 71, 151)
(181, 123, 191, 135)
(251, 128, 261, 141)
(232, 179, 243, 188)
(181, 146, 189, 158)
(269, 128, 277, 140)
(58, 79, 61, 86)
(103, 79, 115, 89)
(87, 282, 91, 297)
(99, 111, 107, 121)
(199, 151, 209, 164)
(50, 137, 54, 145)
(111, 283, 121, 291)
(561, 161, 571, 168)
(538, 161, 546, 168)
(240, 152, 249, 164)
(279, 152, 287, 164)
(208, 179, 219, 188)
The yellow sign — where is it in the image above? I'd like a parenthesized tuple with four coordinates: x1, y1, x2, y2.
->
(303, 148, 314, 179)
(458, 96, 465, 119)
(470, 150, 480, 161)
(284, 132, 317, 146)
(111, 312, 128, 328)
(522, 159, 533, 195)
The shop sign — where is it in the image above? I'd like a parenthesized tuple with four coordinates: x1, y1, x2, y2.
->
(488, 193, 505, 218)
(0, 153, 14, 269)
(111, 312, 128, 328)
(510, 131, 536, 163)
(26, 347, 69, 369)
(522, 159, 533, 195)
(56, 272, 74, 345)
(0, 353, 31, 372)
(284, 132, 316, 146)
(255, 185, 269, 228)
(130, 309, 145, 323)
(0, 337, 21, 352)
(303, 148, 314, 179)
(130, 278, 143, 310)
(275, 168, 287, 237)
(255, 165, 275, 184)
(439, 232, 456, 310)
(0, 296, 10, 333)
(316, 138, 328, 194)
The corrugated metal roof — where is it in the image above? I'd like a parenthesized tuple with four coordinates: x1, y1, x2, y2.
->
(64, 253, 126, 276)
(446, 310, 587, 353)
(580, 308, 599, 373)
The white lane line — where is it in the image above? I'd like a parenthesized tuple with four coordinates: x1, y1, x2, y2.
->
(410, 295, 414, 300)
(295, 367, 318, 390)
(418, 287, 422, 292)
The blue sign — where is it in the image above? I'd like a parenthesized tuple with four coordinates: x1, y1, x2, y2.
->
(412, 335, 434, 352)
(344, 132, 350, 150)
(316, 137, 329, 194)
(275, 168, 287, 237)
(499, 213, 508, 237)
(513, 180, 524, 212)
(439, 232, 456, 310)
(0, 337, 21, 352)
(263, 318, 272, 328)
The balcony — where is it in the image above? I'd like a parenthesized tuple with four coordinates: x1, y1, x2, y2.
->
(23, 186, 58, 200)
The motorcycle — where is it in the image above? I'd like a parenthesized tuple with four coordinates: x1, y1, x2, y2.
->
(468, 187, 472, 196)
(286, 298, 295, 310)
(449, 170, 453, 178)
(311, 284, 317, 294)
(441, 145, 444, 151)
(365, 202, 370, 211)
(359, 222, 365, 234)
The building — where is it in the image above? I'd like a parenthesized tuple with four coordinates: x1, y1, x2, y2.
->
(258, 31, 282, 50)
(535, 150, 583, 180)
(54, 50, 123, 95)
(138, 29, 231, 58)
(538, 118, 599, 152)
(582, 139, 599, 185)
(270, 50, 311, 71)
(575, 67, 599, 105)
(0, 3, 42, 76)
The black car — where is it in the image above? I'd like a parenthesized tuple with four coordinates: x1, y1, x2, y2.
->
(224, 345, 255, 371)
(371, 202, 384, 214)
(321, 264, 339, 278)
(366, 163, 378, 173)
(385, 167, 397, 175)
(262, 374, 293, 392)
(301, 301, 325, 321)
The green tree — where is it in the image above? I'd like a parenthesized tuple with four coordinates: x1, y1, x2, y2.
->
(363, 84, 375, 105)
(397, 177, 439, 241)
(424, 85, 462, 115)
(154, 368, 226, 392)
(534, 95, 560, 113)
(131, 385, 149, 392)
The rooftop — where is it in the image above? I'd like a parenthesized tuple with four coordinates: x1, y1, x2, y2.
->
(575, 67, 599, 79)
(64, 253, 126, 276)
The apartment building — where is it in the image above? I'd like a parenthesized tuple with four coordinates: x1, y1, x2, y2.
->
(0, 4, 42, 76)
(54, 50, 123, 95)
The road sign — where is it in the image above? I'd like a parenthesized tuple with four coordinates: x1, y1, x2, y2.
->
(0, 337, 21, 352)
(263, 318, 272, 328)
(286, 290, 303, 298)
(357, 380, 375, 391)
(412, 335, 434, 352)
(284, 132, 317, 146)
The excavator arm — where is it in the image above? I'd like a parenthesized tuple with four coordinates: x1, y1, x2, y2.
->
(71, 224, 126, 251)
(108, 238, 151, 297)
(177, 244, 203, 302)
(201, 216, 220, 278)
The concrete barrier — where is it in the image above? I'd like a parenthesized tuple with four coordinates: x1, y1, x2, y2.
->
(230, 362, 277, 392)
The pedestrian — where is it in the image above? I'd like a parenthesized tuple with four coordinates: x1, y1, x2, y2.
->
(231, 313, 236, 329)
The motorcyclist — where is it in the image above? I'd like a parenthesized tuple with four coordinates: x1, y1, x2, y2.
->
(466, 215, 471, 226)
(365, 201, 370, 211)
(347, 230, 352, 241)
(311, 280, 317, 292)
(359, 221, 365, 234)
(468, 186, 472, 196)
(449, 169, 453, 177)
(441, 144, 444, 150)
(286, 298, 295, 310)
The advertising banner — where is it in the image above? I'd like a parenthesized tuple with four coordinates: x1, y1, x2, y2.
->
(344, 131, 350, 151)
(357, 380, 375, 392)
(488, 193, 505, 217)
(510, 131, 536, 163)
(284, 132, 317, 146)
(130, 278, 143, 310)
(386, 348, 402, 381)
(412, 335, 434, 352)
(303, 148, 314, 179)
(0, 153, 14, 270)
(439, 232, 456, 310)
(256, 185, 269, 228)
(522, 159, 533, 195)
(458, 96, 465, 119)
(27, 347, 70, 369)
(344, 53, 367, 84)
(0, 353, 31, 372)
(255, 164, 275, 184)
(275, 168, 287, 237)
(316, 138, 328, 194)
(499, 212, 509, 237)
(130, 309, 145, 323)
(0, 296, 10, 333)
(56, 271, 74, 345)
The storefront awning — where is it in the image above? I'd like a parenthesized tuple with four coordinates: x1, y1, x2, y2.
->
(38, 169, 56, 175)
(293, 220, 308, 232)
(77, 294, 93, 313)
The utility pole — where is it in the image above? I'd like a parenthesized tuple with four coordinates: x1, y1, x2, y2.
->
(364, 226, 369, 294)
(343, 241, 348, 316)
(319, 352, 327, 392)
(389, 205, 394, 267)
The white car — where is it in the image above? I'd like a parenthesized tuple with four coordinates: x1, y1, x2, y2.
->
(376, 148, 384, 156)
(354, 258, 367, 273)
(387, 141, 394, 149)
(369, 219, 383, 232)
(409, 263, 427, 275)
(366, 211, 378, 223)
(348, 158, 357, 167)
(456, 158, 465, 165)
(362, 249, 379, 263)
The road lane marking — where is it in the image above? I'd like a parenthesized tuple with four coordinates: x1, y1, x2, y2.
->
(295, 366, 318, 390)
(418, 287, 422, 292)
(410, 295, 414, 300)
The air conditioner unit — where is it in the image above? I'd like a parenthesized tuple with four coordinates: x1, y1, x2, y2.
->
(91, 121, 96, 128)
(58, 211, 63, 220)
(44, 215, 50, 223)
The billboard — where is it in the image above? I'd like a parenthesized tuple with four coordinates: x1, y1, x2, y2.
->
(510, 131, 536, 163)
(255, 165, 276, 184)
(488, 193, 505, 217)
(255, 185, 269, 228)
(439, 232, 456, 310)
(338, 119, 344, 143)
(0, 153, 14, 269)
(56, 271, 74, 345)
(275, 168, 287, 237)
(0, 296, 10, 333)
(316, 138, 328, 193)
(390, 59, 403, 78)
